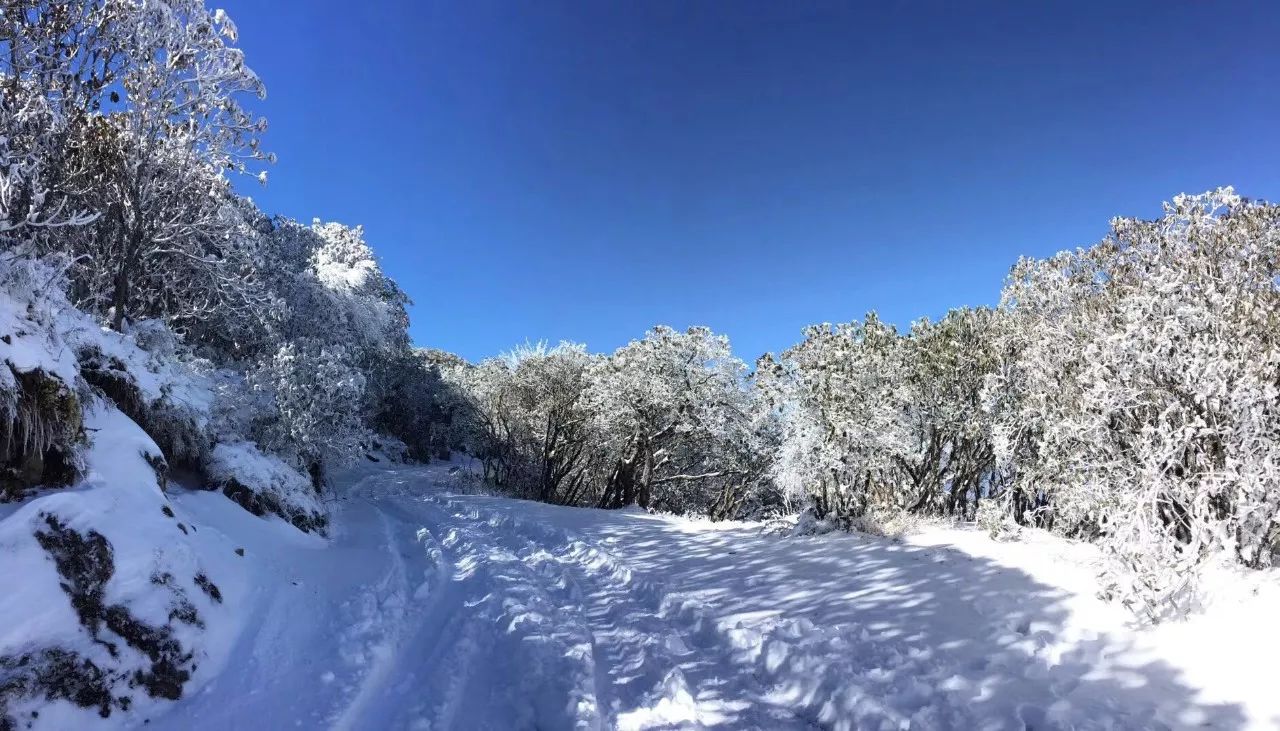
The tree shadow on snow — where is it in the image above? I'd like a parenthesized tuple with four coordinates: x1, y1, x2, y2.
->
(460, 495, 1249, 731)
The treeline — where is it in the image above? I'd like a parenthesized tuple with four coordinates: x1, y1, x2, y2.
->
(446, 190, 1280, 619)
(0, 2, 451, 519)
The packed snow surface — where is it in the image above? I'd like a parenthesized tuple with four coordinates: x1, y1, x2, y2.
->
(136, 461, 1277, 731)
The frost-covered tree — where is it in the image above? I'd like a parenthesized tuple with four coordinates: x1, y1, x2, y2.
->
(987, 189, 1280, 618)
(447, 328, 773, 517)
(448, 343, 601, 503)
(1, 0, 273, 333)
(764, 314, 903, 522)
(259, 217, 411, 426)
(368, 347, 460, 462)
(249, 340, 369, 482)
(764, 308, 1000, 525)
(259, 218, 408, 358)
(587, 326, 761, 514)
(892, 308, 1000, 518)
(501, 343, 599, 504)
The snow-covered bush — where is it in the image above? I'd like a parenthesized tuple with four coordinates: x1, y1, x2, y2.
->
(760, 309, 1000, 526)
(585, 327, 768, 516)
(448, 342, 600, 504)
(449, 328, 774, 518)
(367, 348, 459, 462)
(987, 189, 1280, 619)
(249, 340, 370, 477)
(976, 498, 1019, 541)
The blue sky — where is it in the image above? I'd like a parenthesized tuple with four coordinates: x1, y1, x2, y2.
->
(222, 0, 1280, 363)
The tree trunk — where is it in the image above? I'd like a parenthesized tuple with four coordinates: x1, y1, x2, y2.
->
(110, 260, 130, 331)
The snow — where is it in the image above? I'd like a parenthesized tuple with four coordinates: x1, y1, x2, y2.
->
(204, 440, 321, 522)
(0, 401, 237, 729)
(0, 271, 82, 387)
(117, 460, 1278, 730)
(0, 255, 215, 440)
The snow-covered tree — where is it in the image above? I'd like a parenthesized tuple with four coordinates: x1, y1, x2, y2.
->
(258, 217, 411, 427)
(249, 340, 369, 482)
(892, 308, 1001, 518)
(587, 326, 761, 514)
(1, 0, 273, 333)
(765, 314, 904, 522)
(449, 343, 601, 503)
(987, 189, 1280, 618)
(764, 308, 1001, 526)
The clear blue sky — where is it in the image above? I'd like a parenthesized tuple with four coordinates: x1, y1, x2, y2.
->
(222, 0, 1280, 363)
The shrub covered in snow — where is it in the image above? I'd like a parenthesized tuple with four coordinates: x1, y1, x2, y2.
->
(976, 498, 1020, 541)
(987, 189, 1280, 619)
(448, 330, 775, 518)
(756, 307, 1000, 526)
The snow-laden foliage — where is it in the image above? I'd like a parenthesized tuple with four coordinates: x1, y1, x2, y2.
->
(265, 218, 409, 358)
(586, 326, 771, 517)
(760, 314, 906, 522)
(248, 340, 368, 473)
(450, 328, 776, 518)
(370, 348, 460, 462)
(987, 189, 1280, 618)
(1, 0, 273, 333)
(756, 309, 1000, 528)
(447, 342, 599, 504)
(249, 217, 428, 472)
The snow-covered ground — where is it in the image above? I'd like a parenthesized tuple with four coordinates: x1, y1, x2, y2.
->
(121, 460, 1275, 731)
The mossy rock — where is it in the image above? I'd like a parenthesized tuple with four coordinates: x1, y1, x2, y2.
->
(0, 368, 84, 502)
(76, 349, 143, 422)
(0, 514, 203, 726)
(220, 478, 328, 534)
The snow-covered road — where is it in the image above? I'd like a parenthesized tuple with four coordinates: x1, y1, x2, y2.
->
(151, 463, 1274, 731)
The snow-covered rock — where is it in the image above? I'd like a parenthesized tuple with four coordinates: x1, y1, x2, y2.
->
(203, 441, 326, 534)
(0, 403, 228, 730)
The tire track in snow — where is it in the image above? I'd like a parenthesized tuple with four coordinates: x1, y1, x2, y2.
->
(351, 480, 605, 731)
(349, 472, 974, 730)
(329, 501, 415, 731)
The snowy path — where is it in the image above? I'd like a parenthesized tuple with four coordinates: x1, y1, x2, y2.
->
(151, 463, 1271, 731)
